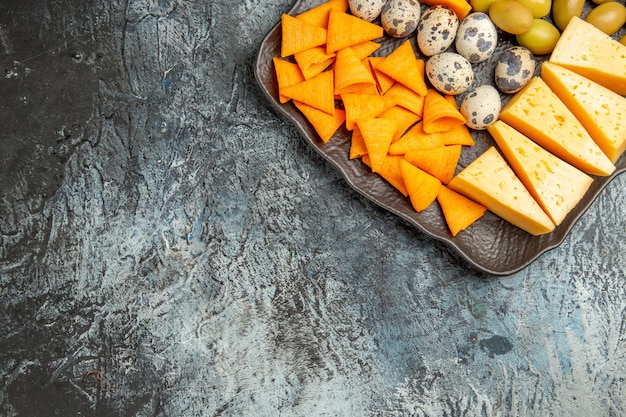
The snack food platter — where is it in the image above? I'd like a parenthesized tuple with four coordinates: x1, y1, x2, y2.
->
(254, 0, 626, 275)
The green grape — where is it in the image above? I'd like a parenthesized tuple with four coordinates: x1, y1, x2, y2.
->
(489, 0, 534, 34)
(516, 19, 561, 55)
(552, 0, 585, 31)
(585, 2, 626, 35)
(515, 0, 552, 18)
(469, 0, 499, 13)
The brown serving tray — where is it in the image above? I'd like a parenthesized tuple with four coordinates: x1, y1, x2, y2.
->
(254, 0, 626, 275)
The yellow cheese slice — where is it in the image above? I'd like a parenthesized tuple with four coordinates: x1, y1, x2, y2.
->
(541, 62, 626, 164)
(499, 77, 615, 177)
(549, 16, 626, 95)
(448, 146, 555, 236)
(488, 120, 593, 226)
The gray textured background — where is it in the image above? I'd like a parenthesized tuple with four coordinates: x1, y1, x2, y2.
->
(1, 0, 625, 416)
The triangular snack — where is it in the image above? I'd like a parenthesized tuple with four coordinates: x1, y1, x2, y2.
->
(343, 83, 379, 95)
(280, 70, 335, 115)
(377, 105, 421, 142)
(541, 61, 626, 163)
(381, 155, 409, 197)
(369, 57, 396, 95)
(294, 101, 346, 143)
(350, 40, 381, 60)
(294, 46, 335, 80)
(415, 58, 427, 93)
(341, 93, 397, 130)
(488, 120, 593, 226)
(273, 57, 305, 103)
(281, 14, 328, 57)
(363, 154, 409, 196)
(296, 0, 349, 28)
(445, 94, 457, 107)
(403, 145, 462, 184)
(383, 82, 424, 116)
(440, 124, 475, 146)
(334, 47, 377, 95)
(349, 125, 368, 159)
(361, 58, 381, 93)
(329, 0, 350, 11)
(375, 41, 428, 96)
(326, 9, 384, 53)
(358, 118, 397, 173)
(400, 159, 441, 212)
(422, 89, 466, 133)
(389, 122, 446, 154)
(437, 186, 486, 236)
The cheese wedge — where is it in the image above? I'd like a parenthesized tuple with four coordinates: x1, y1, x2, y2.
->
(448, 146, 555, 235)
(499, 77, 615, 177)
(541, 62, 626, 164)
(549, 16, 626, 95)
(488, 120, 593, 226)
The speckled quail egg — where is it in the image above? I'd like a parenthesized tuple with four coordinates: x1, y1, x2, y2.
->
(426, 52, 474, 95)
(455, 12, 498, 64)
(460, 85, 502, 130)
(494, 46, 536, 94)
(348, 0, 388, 22)
(381, 0, 421, 38)
(417, 6, 459, 56)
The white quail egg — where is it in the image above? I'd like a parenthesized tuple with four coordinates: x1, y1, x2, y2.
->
(381, 0, 421, 38)
(460, 85, 502, 130)
(455, 12, 498, 64)
(417, 6, 459, 56)
(425, 52, 474, 95)
(348, 0, 388, 22)
(494, 46, 536, 94)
